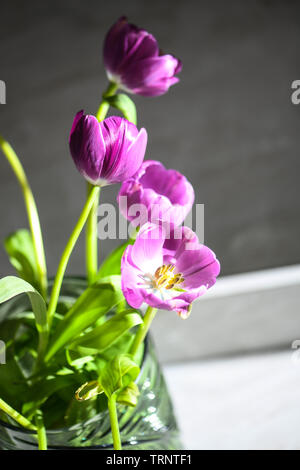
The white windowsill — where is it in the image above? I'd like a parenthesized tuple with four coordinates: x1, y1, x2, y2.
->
(164, 350, 300, 450)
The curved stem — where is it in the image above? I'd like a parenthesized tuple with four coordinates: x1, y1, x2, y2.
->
(0, 136, 48, 300)
(0, 397, 36, 431)
(108, 395, 122, 450)
(129, 306, 157, 358)
(96, 101, 110, 122)
(47, 185, 100, 327)
(96, 82, 118, 121)
(85, 82, 118, 285)
(35, 410, 47, 450)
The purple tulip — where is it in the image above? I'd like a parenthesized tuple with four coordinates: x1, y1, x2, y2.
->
(103, 17, 182, 97)
(121, 223, 220, 318)
(117, 160, 195, 227)
(69, 111, 147, 186)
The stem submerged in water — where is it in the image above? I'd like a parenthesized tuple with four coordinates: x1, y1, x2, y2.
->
(0, 397, 36, 431)
(35, 410, 47, 450)
(108, 395, 122, 450)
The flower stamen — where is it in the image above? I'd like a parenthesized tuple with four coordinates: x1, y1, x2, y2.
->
(154, 264, 184, 290)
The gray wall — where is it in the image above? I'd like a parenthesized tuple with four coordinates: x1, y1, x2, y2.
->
(0, 0, 299, 279)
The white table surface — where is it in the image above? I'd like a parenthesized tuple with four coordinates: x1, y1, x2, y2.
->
(164, 350, 300, 450)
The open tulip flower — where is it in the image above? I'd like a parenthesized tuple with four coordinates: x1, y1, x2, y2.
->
(69, 112, 148, 186)
(121, 223, 220, 318)
(118, 160, 195, 227)
(103, 17, 182, 96)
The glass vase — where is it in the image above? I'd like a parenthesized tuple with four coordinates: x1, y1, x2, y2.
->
(0, 277, 182, 450)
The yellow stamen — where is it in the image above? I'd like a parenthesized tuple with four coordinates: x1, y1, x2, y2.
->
(154, 264, 184, 290)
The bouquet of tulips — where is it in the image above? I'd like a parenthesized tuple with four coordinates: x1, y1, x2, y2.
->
(0, 17, 220, 450)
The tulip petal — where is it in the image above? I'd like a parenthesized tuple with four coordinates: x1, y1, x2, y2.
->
(130, 223, 164, 273)
(69, 111, 105, 183)
(176, 245, 221, 290)
(163, 226, 199, 264)
(118, 160, 194, 227)
(107, 127, 148, 183)
(121, 246, 145, 309)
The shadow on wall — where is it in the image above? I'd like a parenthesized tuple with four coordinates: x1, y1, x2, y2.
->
(0, 0, 299, 279)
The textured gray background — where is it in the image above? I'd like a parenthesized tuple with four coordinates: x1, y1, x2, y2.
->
(0, 0, 299, 279)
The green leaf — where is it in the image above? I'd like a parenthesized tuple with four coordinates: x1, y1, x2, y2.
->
(45, 276, 124, 361)
(117, 381, 140, 407)
(4, 229, 39, 289)
(105, 94, 137, 125)
(100, 354, 140, 399)
(65, 349, 94, 369)
(97, 239, 134, 279)
(68, 310, 143, 356)
(22, 372, 77, 419)
(0, 352, 31, 408)
(93, 331, 145, 379)
(0, 276, 47, 334)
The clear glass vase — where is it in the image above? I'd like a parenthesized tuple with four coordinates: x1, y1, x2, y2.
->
(0, 277, 182, 450)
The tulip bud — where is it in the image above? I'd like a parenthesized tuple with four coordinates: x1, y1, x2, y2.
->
(103, 17, 182, 97)
(69, 111, 147, 186)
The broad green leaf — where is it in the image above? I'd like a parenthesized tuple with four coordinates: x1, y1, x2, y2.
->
(94, 332, 145, 378)
(100, 354, 140, 399)
(22, 372, 77, 418)
(0, 276, 47, 334)
(0, 352, 31, 408)
(65, 349, 94, 369)
(0, 317, 35, 406)
(4, 229, 39, 290)
(45, 276, 124, 361)
(105, 94, 137, 125)
(97, 239, 134, 279)
(117, 381, 140, 407)
(68, 310, 142, 356)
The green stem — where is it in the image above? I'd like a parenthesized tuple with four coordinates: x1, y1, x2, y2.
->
(35, 410, 47, 450)
(0, 397, 36, 431)
(108, 394, 122, 450)
(96, 82, 118, 121)
(86, 184, 100, 285)
(129, 306, 158, 358)
(47, 185, 100, 327)
(35, 330, 49, 373)
(0, 136, 48, 300)
(85, 82, 118, 285)
(96, 101, 110, 122)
